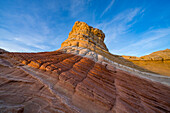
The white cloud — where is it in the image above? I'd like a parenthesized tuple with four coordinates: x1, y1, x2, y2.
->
(100, 0, 115, 17)
(14, 36, 50, 50)
(0, 10, 58, 52)
(69, 0, 86, 17)
(95, 7, 170, 57)
(110, 28, 170, 56)
(0, 40, 37, 52)
(96, 8, 143, 44)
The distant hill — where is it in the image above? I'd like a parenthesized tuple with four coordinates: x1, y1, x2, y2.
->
(122, 49, 170, 76)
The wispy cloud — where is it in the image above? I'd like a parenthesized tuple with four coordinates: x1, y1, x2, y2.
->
(0, 27, 51, 52)
(14, 36, 50, 50)
(0, 40, 37, 52)
(96, 7, 170, 56)
(0, 11, 56, 52)
(0, 0, 77, 52)
(69, 0, 88, 18)
(0, 0, 169, 56)
(97, 8, 143, 43)
(110, 28, 170, 56)
(100, 0, 115, 17)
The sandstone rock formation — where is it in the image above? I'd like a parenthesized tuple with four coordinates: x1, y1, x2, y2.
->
(61, 21, 108, 52)
(59, 21, 159, 74)
(122, 49, 170, 76)
(122, 49, 170, 61)
(0, 21, 170, 113)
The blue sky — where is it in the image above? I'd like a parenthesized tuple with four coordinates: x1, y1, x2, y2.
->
(0, 0, 170, 56)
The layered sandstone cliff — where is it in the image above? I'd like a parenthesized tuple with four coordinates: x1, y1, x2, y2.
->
(0, 21, 170, 113)
(61, 21, 108, 52)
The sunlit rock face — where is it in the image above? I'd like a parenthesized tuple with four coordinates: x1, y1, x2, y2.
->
(61, 21, 108, 51)
(60, 21, 114, 62)
(0, 21, 170, 113)
(122, 49, 170, 61)
(122, 49, 170, 76)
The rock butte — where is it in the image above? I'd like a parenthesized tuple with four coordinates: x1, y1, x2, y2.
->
(61, 21, 108, 52)
(0, 21, 170, 113)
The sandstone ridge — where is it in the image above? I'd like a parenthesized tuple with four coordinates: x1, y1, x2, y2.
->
(1, 50, 170, 113)
(122, 49, 170, 61)
(0, 21, 170, 113)
(60, 22, 170, 76)
(122, 49, 170, 76)
(61, 21, 108, 52)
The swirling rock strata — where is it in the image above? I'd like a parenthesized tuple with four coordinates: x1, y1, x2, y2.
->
(0, 51, 169, 113)
(0, 21, 170, 113)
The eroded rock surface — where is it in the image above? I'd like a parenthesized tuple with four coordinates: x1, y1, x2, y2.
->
(61, 21, 108, 52)
(0, 51, 169, 113)
(0, 21, 170, 113)
(0, 53, 78, 113)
